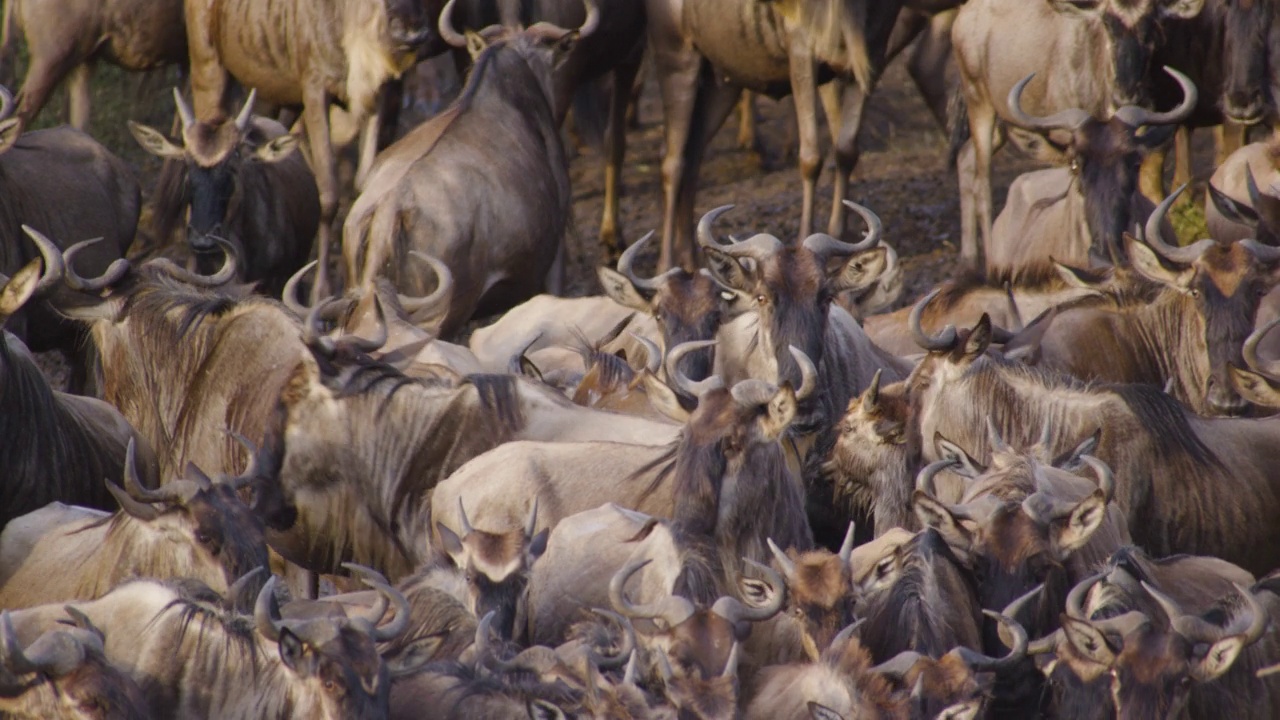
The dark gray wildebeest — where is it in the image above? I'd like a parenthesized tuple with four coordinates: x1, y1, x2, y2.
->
(646, 0, 909, 269)
(949, 0, 1209, 266)
(0, 439, 267, 608)
(984, 67, 1195, 273)
(128, 90, 320, 297)
(0, 608, 151, 720)
(185, 0, 431, 301)
(906, 312, 1280, 576)
(0, 0, 185, 131)
(0, 85, 138, 392)
(344, 3, 589, 338)
(1002, 188, 1280, 416)
(1231, 316, 1280, 409)
(0, 228, 157, 528)
(5, 569, 410, 720)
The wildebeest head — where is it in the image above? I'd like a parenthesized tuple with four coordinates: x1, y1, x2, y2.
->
(609, 558, 784, 682)
(0, 609, 150, 720)
(129, 90, 300, 261)
(1229, 315, 1280, 407)
(1131, 185, 1280, 415)
(912, 424, 1116, 644)
(1047, 0, 1206, 107)
(697, 202, 892, 432)
(255, 567, 409, 718)
(829, 372, 916, 535)
(1220, 0, 1276, 124)
(382, 0, 432, 52)
(102, 439, 269, 598)
(655, 640, 741, 720)
(754, 524, 859, 658)
(435, 499, 549, 642)
(1208, 166, 1280, 247)
(597, 231, 728, 382)
(1007, 67, 1196, 263)
(1051, 574, 1269, 719)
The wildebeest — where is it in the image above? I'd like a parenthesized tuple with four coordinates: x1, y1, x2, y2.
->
(1003, 189, 1280, 416)
(1, 228, 157, 527)
(129, 90, 320, 296)
(0, 609, 151, 720)
(344, 2, 590, 338)
(949, 0, 1208, 264)
(646, 0, 910, 268)
(185, 0, 430, 301)
(1206, 138, 1280, 245)
(907, 312, 1280, 575)
(0, 0, 186, 131)
(1231, 316, 1280, 408)
(985, 67, 1194, 271)
(0, 440, 267, 608)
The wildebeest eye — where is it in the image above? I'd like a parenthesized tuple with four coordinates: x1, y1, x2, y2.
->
(1189, 288, 1200, 298)
(755, 294, 767, 305)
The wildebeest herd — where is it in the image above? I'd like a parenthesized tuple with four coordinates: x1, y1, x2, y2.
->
(4, 0, 1280, 717)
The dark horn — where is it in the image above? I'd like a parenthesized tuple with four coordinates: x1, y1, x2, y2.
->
(0, 85, 14, 123)
(1112, 67, 1198, 128)
(1079, 455, 1115, 504)
(909, 289, 958, 351)
(713, 559, 786, 623)
(587, 609, 635, 670)
(437, 0, 467, 48)
(915, 457, 960, 497)
(343, 294, 387, 353)
(861, 369, 882, 413)
(349, 565, 410, 643)
(788, 345, 818, 401)
(1144, 184, 1215, 264)
(766, 538, 797, 578)
(282, 260, 317, 317)
(234, 89, 257, 133)
(954, 610, 1028, 672)
(224, 567, 266, 611)
(630, 333, 662, 375)
(986, 417, 1011, 455)
(695, 205, 735, 252)
(254, 576, 284, 642)
(0, 611, 36, 676)
(172, 87, 195, 132)
(148, 237, 238, 287)
(104, 477, 159, 521)
(839, 522, 856, 568)
(666, 340, 722, 397)
(64, 238, 129, 292)
(1066, 572, 1105, 620)
(1243, 316, 1280, 379)
(399, 251, 454, 319)
(618, 231, 679, 291)
(20, 225, 66, 296)
(1007, 73, 1091, 131)
(457, 498, 474, 536)
(578, 0, 600, 38)
(302, 299, 339, 357)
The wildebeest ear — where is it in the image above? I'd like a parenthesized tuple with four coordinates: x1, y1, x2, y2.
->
(934, 434, 984, 477)
(0, 257, 43, 320)
(739, 571, 782, 609)
(912, 492, 971, 551)
(597, 266, 651, 312)
(1208, 184, 1260, 228)
(527, 698, 567, 720)
(0, 117, 20, 154)
(1053, 489, 1108, 557)
(1059, 616, 1117, 666)
(436, 522, 465, 559)
(465, 31, 487, 60)
(127, 120, 185, 160)
(702, 247, 755, 292)
(828, 247, 889, 294)
(1126, 234, 1194, 289)
(1192, 636, 1246, 682)
(1160, 0, 1205, 19)
(963, 315, 993, 358)
(552, 32, 579, 58)
(254, 133, 299, 163)
(808, 701, 846, 720)
(1229, 365, 1280, 409)
(1052, 428, 1101, 470)
(1052, 260, 1110, 292)
(527, 528, 550, 560)
(386, 634, 444, 677)
(1048, 0, 1102, 15)
(762, 385, 798, 438)
(640, 372, 691, 423)
(277, 627, 311, 674)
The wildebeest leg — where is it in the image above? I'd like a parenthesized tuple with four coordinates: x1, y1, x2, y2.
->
(672, 75, 740, 269)
(14, 47, 75, 128)
(961, 96, 998, 266)
(1138, 148, 1166, 203)
(907, 11, 955, 132)
(1172, 126, 1191, 201)
(67, 62, 91, 131)
(737, 91, 759, 151)
(654, 39, 703, 270)
(303, 83, 336, 302)
(824, 81, 870, 239)
(791, 47, 822, 238)
(355, 93, 382, 192)
(184, 0, 229, 118)
(599, 56, 643, 258)
(1215, 123, 1245, 165)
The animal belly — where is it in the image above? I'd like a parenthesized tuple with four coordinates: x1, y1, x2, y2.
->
(214, 34, 307, 106)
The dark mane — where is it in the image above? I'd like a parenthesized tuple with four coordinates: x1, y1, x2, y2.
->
(162, 588, 263, 675)
(461, 374, 528, 437)
(1106, 383, 1223, 471)
(148, 159, 191, 251)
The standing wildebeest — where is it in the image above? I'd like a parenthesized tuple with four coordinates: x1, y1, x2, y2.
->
(646, 0, 907, 268)
(950, 0, 1208, 265)
(1, 228, 156, 527)
(0, 440, 267, 608)
(0, 0, 185, 131)
(344, 3, 589, 337)
(0, 609, 151, 720)
(1004, 188, 1280, 416)
(906, 313, 1280, 576)
(128, 90, 320, 296)
(184, 0, 430, 301)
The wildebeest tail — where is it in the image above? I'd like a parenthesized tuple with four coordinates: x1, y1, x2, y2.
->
(947, 85, 969, 169)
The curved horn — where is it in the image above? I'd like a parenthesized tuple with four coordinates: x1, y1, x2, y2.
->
(587, 609, 635, 670)
(802, 201, 882, 257)
(830, 618, 866, 651)
(1241, 238, 1280, 264)
(235, 89, 257, 133)
(721, 641, 741, 678)
(457, 498, 474, 536)
(1066, 572, 1106, 621)
(1007, 73, 1091, 132)
(1079, 455, 1115, 504)
(473, 610, 496, 664)
(1140, 580, 1185, 627)
(915, 457, 960, 497)
(302, 299, 339, 357)
(224, 430, 260, 487)
(713, 560, 786, 623)
(118, 439, 197, 506)
(861, 369, 882, 413)
(696, 205, 736, 251)
(185, 462, 214, 491)
(666, 340, 722, 397)
(630, 333, 662, 375)
(954, 610, 1028, 673)
(788, 345, 818, 401)
(149, 237, 238, 286)
(254, 576, 283, 642)
(618, 231, 679, 291)
(1003, 584, 1045, 625)
(1243, 316, 1280, 379)
(437, 0, 467, 48)
(0, 611, 36, 676)
(909, 289, 958, 351)
(63, 238, 129, 292)
(839, 522, 856, 568)
(577, 0, 600, 38)
(172, 87, 195, 132)
(1144, 184, 1216, 264)
(282, 260, 317, 317)
(1112, 67, 1198, 128)
(104, 476, 159, 521)
(399, 251, 455, 318)
(1233, 583, 1269, 646)
(608, 559, 697, 627)
(986, 417, 1011, 455)
(346, 564, 410, 643)
(870, 650, 925, 679)
(767, 538, 797, 578)
(224, 567, 266, 610)
(342, 295, 387, 353)
(20, 225, 66, 296)
(0, 85, 14, 123)
(524, 498, 539, 541)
